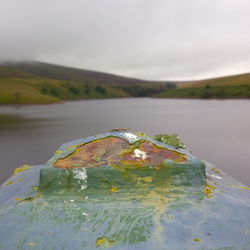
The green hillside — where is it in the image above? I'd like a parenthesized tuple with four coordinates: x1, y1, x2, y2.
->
(3, 61, 248, 103)
(0, 61, 175, 104)
(156, 73, 250, 99)
(0, 66, 130, 104)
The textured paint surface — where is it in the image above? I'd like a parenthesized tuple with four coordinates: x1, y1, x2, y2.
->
(53, 137, 187, 170)
(0, 131, 250, 249)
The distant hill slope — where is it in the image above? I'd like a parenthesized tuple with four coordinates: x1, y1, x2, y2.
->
(3, 61, 168, 87)
(0, 65, 129, 104)
(0, 61, 175, 104)
(156, 73, 250, 99)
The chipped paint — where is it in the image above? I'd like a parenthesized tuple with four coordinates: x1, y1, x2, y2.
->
(72, 168, 87, 190)
(53, 137, 187, 170)
(2, 132, 249, 249)
(133, 149, 148, 160)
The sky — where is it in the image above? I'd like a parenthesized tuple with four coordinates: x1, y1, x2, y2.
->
(1, 0, 250, 81)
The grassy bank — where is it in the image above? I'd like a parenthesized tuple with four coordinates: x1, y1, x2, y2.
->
(0, 77, 130, 104)
(156, 73, 250, 99)
(0, 63, 133, 105)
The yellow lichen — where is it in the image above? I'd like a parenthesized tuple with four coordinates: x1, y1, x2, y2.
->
(4, 181, 14, 186)
(96, 237, 105, 246)
(32, 186, 39, 190)
(211, 167, 222, 174)
(18, 178, 23, 182)
(204, 184, 215, 197)
(23, 197, 36, 202)
(17, 196, 37, 203)
(141, 176, 153, 183)
(239, 186, 250, 191)
(13, 165, 30, 175)
(166, 214, 173, 220)
(28, 242, 37, 247)
(136, 132, 146, 137)
(55, 150, 62, 155)
(193, 238, 201, 242)
(241, 229, 249, 235)
(96, 237, 115, 247)
(110, 186, 118, 193)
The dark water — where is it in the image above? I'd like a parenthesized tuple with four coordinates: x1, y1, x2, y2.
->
(0, 98, 250, 186)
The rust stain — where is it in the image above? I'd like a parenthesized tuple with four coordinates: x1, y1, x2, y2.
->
(53, 137, 187, 170)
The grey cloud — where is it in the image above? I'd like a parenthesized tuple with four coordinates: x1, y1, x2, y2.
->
(1, 0, 250, 80)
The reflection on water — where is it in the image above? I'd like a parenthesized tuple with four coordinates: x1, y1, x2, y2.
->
(0, 98, 250, 186)
(0, 114, 44, 128)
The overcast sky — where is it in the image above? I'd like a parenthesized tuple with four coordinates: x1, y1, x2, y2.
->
(1, 0, 250, 80)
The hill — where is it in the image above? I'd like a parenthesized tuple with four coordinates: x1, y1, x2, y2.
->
(156, 73, 250, 99)
(0, 66, 131, 104)
(3, 61, 166, 87)
(0, 62, 175, 104)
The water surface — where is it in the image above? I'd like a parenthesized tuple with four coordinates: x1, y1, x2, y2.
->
(0, 98, 249, 186)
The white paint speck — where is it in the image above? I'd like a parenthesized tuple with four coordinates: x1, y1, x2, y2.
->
(133, 149, 148, 160)
(122, 132, 137, 140)
(73, 168, 87, 191)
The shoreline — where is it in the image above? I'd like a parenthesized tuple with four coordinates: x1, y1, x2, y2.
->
(1, 96, 250, 107)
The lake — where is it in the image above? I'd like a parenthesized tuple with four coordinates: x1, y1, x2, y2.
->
(0, 98, 250, 186)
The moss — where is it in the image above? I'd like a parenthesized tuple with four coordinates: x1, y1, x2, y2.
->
(153, 134, 186, 149)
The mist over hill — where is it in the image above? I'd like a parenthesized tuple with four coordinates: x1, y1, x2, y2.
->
(3, 61, 173, 87)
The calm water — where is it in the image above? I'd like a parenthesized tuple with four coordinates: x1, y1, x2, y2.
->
(0, 98, 250, 186)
